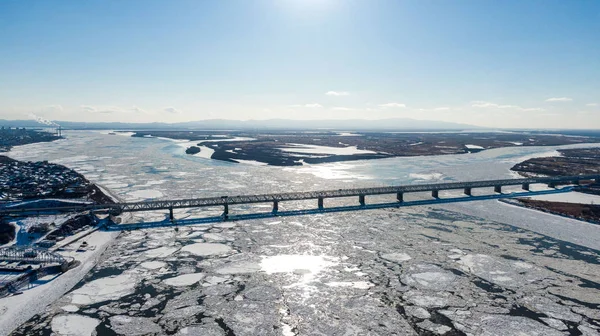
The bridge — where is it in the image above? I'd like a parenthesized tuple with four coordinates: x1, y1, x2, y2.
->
(0, 175, 597, 227)
(0, 246, 67, 265)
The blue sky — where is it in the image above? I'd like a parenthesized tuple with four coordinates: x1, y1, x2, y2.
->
(0, 0, 599, 128)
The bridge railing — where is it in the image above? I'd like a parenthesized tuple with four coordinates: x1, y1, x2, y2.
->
(0, 174, 597, 215)
(0, 247, 66, 265)
(117, 174, 599, 211)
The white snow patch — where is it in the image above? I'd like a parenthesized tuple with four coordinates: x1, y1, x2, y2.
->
(234, 159, 268, 166)
(465, 144, 485, 149)
(409, 173, 443, 181)
(527, 192, 600, 205)
(193, 146, 214, 159)
(279, 143, 376, 155)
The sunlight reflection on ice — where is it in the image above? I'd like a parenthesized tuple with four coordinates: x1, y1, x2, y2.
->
(260, 255, 339, 288)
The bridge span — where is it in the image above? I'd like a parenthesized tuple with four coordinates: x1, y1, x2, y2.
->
(0, 174, 597, 224)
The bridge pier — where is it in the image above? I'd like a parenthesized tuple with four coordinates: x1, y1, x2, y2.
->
(272, 201, 279, 214)
(359, 195, 365, 206)
(223, 204, 229, 219)
(464, 187, 472, 196)
(169, 207, 174, 222)
(318, 197, 324, 210)
(432, 190, 439, 199)
(494, 185, 502, 193)
(397, 192, 404, 203)
(522, 183, 530, 191)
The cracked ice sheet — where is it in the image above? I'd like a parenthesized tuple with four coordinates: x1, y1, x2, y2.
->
(456, 253, 549, 288)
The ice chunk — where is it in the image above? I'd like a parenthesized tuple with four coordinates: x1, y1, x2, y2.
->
(60, 305, 79, 313)
(140, 261, 167, 270)
(181, 243, 232, 256)
(401, 264, 458, 290)
(51, 315, 100, 336)
(381, 253, 412, 263)
(164, 273, 206, 287)
(70, 273, 138, 305)
(325, 281, 374, 289)
(109, 315, 162, 335)
(215, 261, 261, 274)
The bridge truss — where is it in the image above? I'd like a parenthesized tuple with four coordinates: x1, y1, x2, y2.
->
(0, 174, 597, 219)
(0, 246, 67, 265)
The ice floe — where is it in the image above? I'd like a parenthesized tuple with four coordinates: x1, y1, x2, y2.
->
(457, 254, 546, 288)
(381, 252, 412, 263)
(70, 273, 138, 305)
(51, 315, 99, 336)
(401, 264, 458, 290)
(325, 281, 374, 289)
(164, 273, 206, 287)
(215, 261, 261, 274)
(109, 315, 162, 335)
(181, 243, 232, 256)
(140, 261, 167, 270)
(144, 246, 179, 258)
(59, 305, 79, 313)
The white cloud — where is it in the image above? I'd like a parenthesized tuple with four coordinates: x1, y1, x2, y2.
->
(81, 105, 147, 114)
(586, 103, 598, 107)
(131, 105, 147, 114)
(287, 103, 323, 108)
(545, 97, 572, 102)
(304, 103, 323, 108)
(432, 107, 451, 111)
(43, 105, 63, 113)
(331, 107, 354, 111)
(163, 107, 181, 114)
(379, 103, 406, 108)
(471, 101, 544, 112)
(326, 91, 349, 96)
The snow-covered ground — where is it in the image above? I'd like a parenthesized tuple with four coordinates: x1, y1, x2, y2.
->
(0, 230, 118, 336)
(526, 191, 600, 205)
(278, 143, 377, 155)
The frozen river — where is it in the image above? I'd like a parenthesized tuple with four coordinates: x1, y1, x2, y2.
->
(4, 131, 600, 336)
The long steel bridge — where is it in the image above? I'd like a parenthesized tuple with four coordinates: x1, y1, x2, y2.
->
(1, 175, 598, 225)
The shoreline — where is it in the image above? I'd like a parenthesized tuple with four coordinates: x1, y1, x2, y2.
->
(507, 147, 600, 224)
(0, 156, 125, 335)
(500, 198, 600, 225)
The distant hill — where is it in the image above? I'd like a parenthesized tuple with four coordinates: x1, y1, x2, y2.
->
(0, 118, 481, 131)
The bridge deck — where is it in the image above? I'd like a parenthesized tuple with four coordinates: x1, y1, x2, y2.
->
(0, 174, 597, 216)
